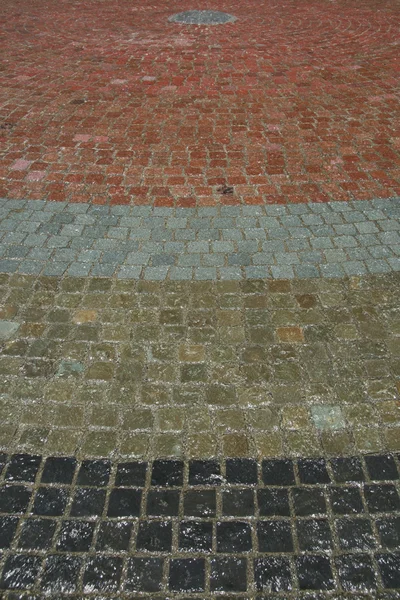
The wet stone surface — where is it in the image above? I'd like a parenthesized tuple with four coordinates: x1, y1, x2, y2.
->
(0, 452, 399, 596)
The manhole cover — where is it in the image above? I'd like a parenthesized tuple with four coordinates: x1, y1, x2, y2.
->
(169, 10, 236, 25)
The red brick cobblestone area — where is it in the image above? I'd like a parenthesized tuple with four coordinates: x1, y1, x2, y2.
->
(1, 0, 399, 206)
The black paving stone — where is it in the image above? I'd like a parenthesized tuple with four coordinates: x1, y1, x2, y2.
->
(0, 452, 6, 475)
(18, 518, 57, 550)
(364, 484, 400, 512)
(376, 553, 400, 589)
(32, 486, 68, 516)
(257, 520, 293, 553)
(41, 555, 82, 594)
(296, 518, 333, 551)
(125, 557, 164, 592)
(222, 488, 255, 516)
(210, 557, 247, 592)
(179, 521, 213, 552)
(56, 520, 95, 552)
(136, 520, 172, 552)
(257, 488, 290, 516)
(330, 456, 365, 482)
(292, 487, 327, 515)
(329, 485, 364, 514)
(254, 557, 292, 592)
(336, 517, 376, 550)
(41, 456, 77, 484)
(83, 556, 123, 593)
(0, 554, 42, 590)
(189, 460, 222, 485)
(151, 459, 183, 486)
(365, 454, 399, 481)
(298, 458, 331, 484)
(0, 516, 18, 549)
(115, 461, 147, 487)
(336, 554, 377, 592)
(183, 489, 216, 517)
(107, 488, 142, 517)
(169, 558, 205, 592)
(96, 520, 133, 551)
(70, 487, 106, 517)
(376, 516, 400, 549)
(146, 489, 180, 516)
(225, 458, 258, 485)
(77, 459, 111, 487)
(0, 485, 31, 513)
(296, 555, 334, 590)
(262, 459, 295, 486)
(5, 454, 41, 483)
(216, 521, 252, 553)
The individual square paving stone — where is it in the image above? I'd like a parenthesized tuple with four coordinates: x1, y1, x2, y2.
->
(330, 457, 365, 482)
(258, 488, 290, 516)
(183, 490, 216, 517)
(221, 488, 254, 519)
(298, 458, 331, 483)
(225, 458, 258, 485)
(297, 518, 333, 551)
(292, 488, 327, 516)
(0, 516, 19, 548)
(77, 459, 111, 487)
(56, 520, 95, 552)
(96, 521, 133, 551)
(151, 459, 183, 486)
(336, 554, 377, 592)
(125, 557, 164, 592)
(254, 557, 292, 592)
(257, 520, 293, 553)
(262, 459, 295, 486)
(5, 454, 41, 483)
(336, 517, 376, 550)
(70, 488, 106, 517)
(146, 489, 180, 516)
(364, 484, 400, 512)
(0, 320, 20, 340)
(136, 521, 172, 552)
(41, 456, 77, 484)
(83, 556, 123, 593)
(41, 555, 82, 594)
(329, 486, 364, 514)
(210, 557, 247, 592)
(376, 517, 400, 549)
(364, 454, 399, 480)
(169, 558, 205, 592)
(0, 554, 42, 590)
(311, 405, 345, 430)
(32, 487, 68, 516)
(296, 555, 334, 590)
(0, 485, 32, 513)
(217, 521, 252, 553)
(107, 488, 142, 517)
(188, 460, 222, 485)
(376, 553, 400, 589)
(179, 521, 213, 553)
(18, 518, 57, 550)
(115, 461, 147, 487)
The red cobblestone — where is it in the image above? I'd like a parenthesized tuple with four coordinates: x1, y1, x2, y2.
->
(1, 0, 399, 205)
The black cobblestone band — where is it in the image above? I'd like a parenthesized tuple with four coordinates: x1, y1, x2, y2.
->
(0, 452, 399, 595)
(169, 10, 237, 25)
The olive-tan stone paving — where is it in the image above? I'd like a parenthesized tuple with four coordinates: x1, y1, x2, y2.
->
(0, 272, 399, 460)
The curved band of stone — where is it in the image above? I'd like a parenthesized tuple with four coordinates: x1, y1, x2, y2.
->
(169, 10, 237, 25)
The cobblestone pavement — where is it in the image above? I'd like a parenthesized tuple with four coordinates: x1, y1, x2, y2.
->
(0, 197, 399, 280)
(1, 0, 400, 206)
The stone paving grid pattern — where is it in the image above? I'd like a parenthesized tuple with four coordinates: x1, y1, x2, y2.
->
(0, 271, 399, 460)
(0, 453, 399, 596)
(0, 197, 399, 280)
(1, 0, 400, 207)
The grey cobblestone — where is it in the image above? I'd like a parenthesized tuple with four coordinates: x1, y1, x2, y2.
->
(0, 197, 398, 280)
